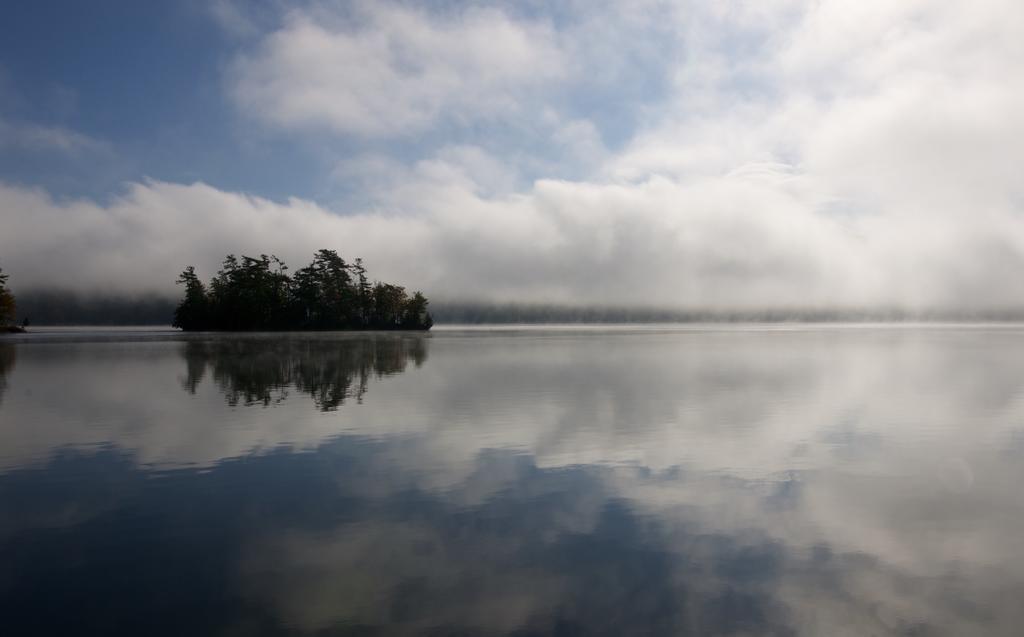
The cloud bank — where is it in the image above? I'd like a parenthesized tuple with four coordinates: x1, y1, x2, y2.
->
(3, 169, 1022, 310)
(2, 0, 1024, 310)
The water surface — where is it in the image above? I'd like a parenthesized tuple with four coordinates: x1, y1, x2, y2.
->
(2, 325, 1024, 635)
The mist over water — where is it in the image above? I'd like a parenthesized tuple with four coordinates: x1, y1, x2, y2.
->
(5, 176, 1024, 312)
(3, 327, 1024, 634)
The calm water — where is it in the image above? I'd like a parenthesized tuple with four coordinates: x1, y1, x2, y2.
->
(3, 326, 1024, 635)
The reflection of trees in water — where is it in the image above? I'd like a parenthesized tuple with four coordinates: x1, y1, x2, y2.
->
(0, 344, 14, 403)
(181, 336, 428, 410)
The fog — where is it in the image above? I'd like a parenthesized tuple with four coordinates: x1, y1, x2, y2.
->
(3, 171, 1024, 311)
(3, 0, 1024, 311)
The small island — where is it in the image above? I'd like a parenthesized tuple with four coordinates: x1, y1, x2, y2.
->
(174, 249, 432, 331)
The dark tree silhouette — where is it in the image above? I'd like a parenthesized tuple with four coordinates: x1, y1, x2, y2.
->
(402, 291, 433, 330)
(371, 282, 407, 328)
(173, 250, 432, 331)
(173, 266, 209, 331)
(291, 249, 357, 329)
(180, 335, 428, 410)
(0, 267, 16, 327)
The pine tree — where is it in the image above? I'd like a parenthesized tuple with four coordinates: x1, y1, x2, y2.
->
(0, 267, 17, 326)
(172, 250, 431, 331)
(172, 266, 209, 330)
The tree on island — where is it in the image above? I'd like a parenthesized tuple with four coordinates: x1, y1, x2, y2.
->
(173, 266, 210, 331)
(173, 250, 433, 331)
(0, 267, 16, 327)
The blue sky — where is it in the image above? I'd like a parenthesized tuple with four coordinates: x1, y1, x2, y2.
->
(0, 0, 676, 204)
(0, 1, 328, 200)
(2, 1, 1024, 308)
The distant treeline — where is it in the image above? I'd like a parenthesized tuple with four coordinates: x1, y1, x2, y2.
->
(13, 290, 175, 326)
(173, 250, 432, 331)
(431, 303, 703, 324)
(12, 289, 1024, 326)
(429, 302, 1024, 324)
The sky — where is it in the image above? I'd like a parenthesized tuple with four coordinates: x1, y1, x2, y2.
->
(1, 0, 1023, 309)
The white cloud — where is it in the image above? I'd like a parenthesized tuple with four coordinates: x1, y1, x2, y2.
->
(612, 0, 1024, 203)
(3, 164, 1024, 309)
(230, 2, 565, 136)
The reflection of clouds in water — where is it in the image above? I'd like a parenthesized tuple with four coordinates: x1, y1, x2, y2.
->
(6, 329, 1024, 475)
(4, 439, 1023, 635)
(608, 468, 1024, 635)
(4, 328, 1024, 633)
(0, 335, 429, 469)
(0, 443, 800, 635)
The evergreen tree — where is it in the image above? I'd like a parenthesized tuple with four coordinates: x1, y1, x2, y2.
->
(401, 291, 433, 330)
(173, 250, 431, 331)
(0, 267, 16, 327)
(371, 283, 408, 328)
(310, 249, 356, 328)
(172, 266, 209, 331)
(352, 258, 372, 328)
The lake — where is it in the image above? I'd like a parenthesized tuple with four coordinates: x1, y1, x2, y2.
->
(2, 325, 1024, 635)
